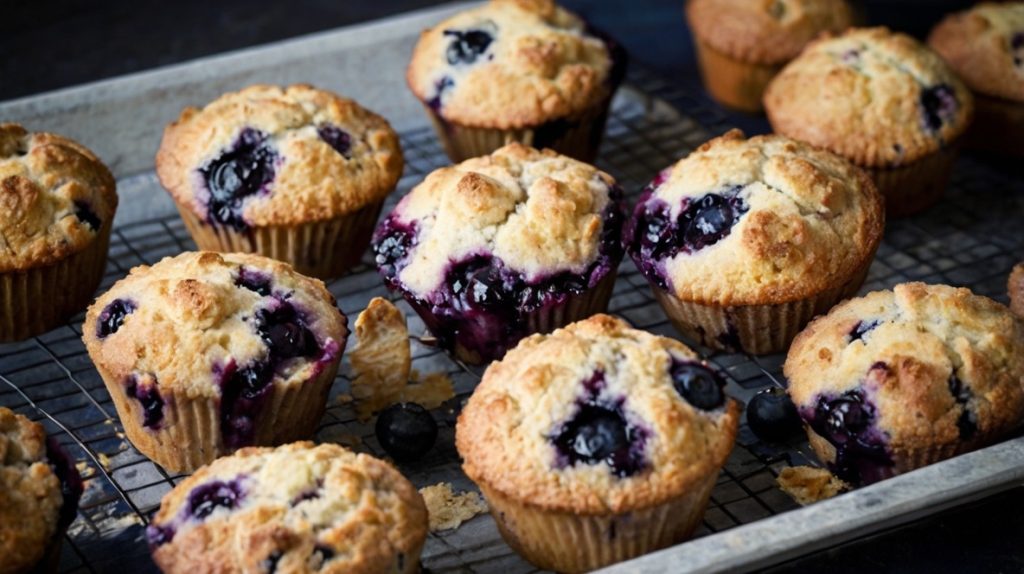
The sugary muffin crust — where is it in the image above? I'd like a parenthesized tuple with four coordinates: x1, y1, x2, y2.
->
(1009, 263, 1024, 318)
(0, 123, 117, 272)
(785, 283, 1024, 484)
(456, 314, 740, 514)
(82, 252, 347, 448)
(407, 0, 618, 128)
(156, 84, 403, 229)
(687, 0, 854, 64)
(147, 442, 428, 574)
(764, 27, 974, 167)
(928, 2, 1024, 102)
(624, 130, 884, 304)
(0, 407, 64, 574)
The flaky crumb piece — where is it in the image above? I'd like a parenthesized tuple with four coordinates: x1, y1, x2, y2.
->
(351, 298, 411, 419)
(777, 466, 849, 506)
(419, 482, 489, 532)
(402, 371, 456, 410)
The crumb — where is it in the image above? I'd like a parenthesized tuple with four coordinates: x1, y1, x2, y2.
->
(351, 298, 412, 420)
(1009, 264, 1024, 318)
(419, 482, 488, 532)
(777, 466, 850, 505)
(335, 393, 354, 405)
(75, 461, 96, 479)
(97, 452, 111, 470)
(401, 371, 455, 409)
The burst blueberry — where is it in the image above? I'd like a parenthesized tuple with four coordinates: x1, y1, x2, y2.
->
(188, 479, 246, 520)
(806, 388, 892, 484)
(73, 201, 101, 231)
(919, 84, 958, 134)
(848, 319, 880, 343)
(126, 376, 165, 429)
(96, 298, 137, 339)
(947, 374, 977, 440)
(256, 303, 319, 359)
(444, 28, 494, 65)
(551, 402, 647, 477)
(317, 124, 352, 158)
(200, 128, 277, 230)
(235, 267, 273, 297)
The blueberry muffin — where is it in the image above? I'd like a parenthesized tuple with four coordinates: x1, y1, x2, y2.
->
(372, 143, 625, 364)
(0, 123, 117, 342)
(82, 252, 348, 472)
(929, 3, 1024, 156)
(456, 314, 740, 572)
(406, 0, 627, 162)
(0, 407, 83, 574)
(156, 84, 403, 279)
(686, 0, 854, 112)
(623, 130, 884, 354)
(146, 442, 428, 574)
(785, 283, 1024, 485)
(764, 27, 974, 216)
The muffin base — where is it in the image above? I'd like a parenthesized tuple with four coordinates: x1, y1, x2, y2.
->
(864, 144, 960, 217)
(693, 39, 781, 113)
(963, 94, 1024, 157)
(175, 201, 384, 280)
(0, 222, 111, 342)
(651, 262, 872, 355)
(478, 472, 717, 573)
(97, 360, 340, 472)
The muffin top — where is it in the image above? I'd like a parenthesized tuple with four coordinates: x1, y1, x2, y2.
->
(456, 314, 740, 514)
(624, 130, 884, 305)
(0, 407, 64, 574)
(147, 442, 428, 574)
(764, 27, 974, 167)
(929, 2, 1024, 102)
(156, 84, 403, 229)
(686, 0, 854, 65)
(0, 123, 117, 272)
(785, 282, 1024, 483)
(82, 252, 347, 447)
(406, 0, 621, 128)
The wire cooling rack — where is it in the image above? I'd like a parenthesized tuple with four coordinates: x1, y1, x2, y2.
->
(1, 69, 1022, 574)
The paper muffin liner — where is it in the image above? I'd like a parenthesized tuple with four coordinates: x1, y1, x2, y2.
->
(693, 38, 782, 113)
(0, 221, 111, 343)
(444, 268, 619, 365)
(98, 359, 340, 473)
(963, 94, 1024, 157)
(863, 143, 960, 217)
(175, 201, 384, 280)
(650, 261, 871, 355)
(478, 472, 717, 573)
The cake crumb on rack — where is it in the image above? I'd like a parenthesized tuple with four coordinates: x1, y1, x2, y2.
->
(420, 482, 488, 531)
(777, 466, 850, 505)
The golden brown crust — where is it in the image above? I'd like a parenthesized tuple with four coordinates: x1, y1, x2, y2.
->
(1009, 264, 1024, 318)
(406, 0, 615, 128)
(785, 283, 1024, 459)
(0, 407, 63, 574)
(928, 2, 1024, 102)
(456, 314, 740, 515)
(653, 130, 884, 305)
(0, 123, 117, 272)
(687, 0, 854, 65)
(156, 84, 403, 227)
(149, 442, 428, 574)
(765, 27, 975, 167)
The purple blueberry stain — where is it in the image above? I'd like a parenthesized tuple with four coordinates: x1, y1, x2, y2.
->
(256, 299, 321, 359)
(125, 375, 165, 429)
(373, 215, 419, 284)
(443, 25, 495, 65)
(919, 84, 958, 134)
(96, 298, 136, 339)
(200, 127, 278, 230)
(803, 387, 893, 485)
(947, 374, 977, 440)
(146, 524, 175, 548)
(73, 201, 101, 231)
(235, 267, 273, 297)
(670, 360, 727, 411)
(45, 438, 83, 529)
(218, 359, 275, 449)
(188, 478, 247, 520)
(428, 76, 455, 112)
(848, 319, 880, 343)
(317, 124, 352, 159)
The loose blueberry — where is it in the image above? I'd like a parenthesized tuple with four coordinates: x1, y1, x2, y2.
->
(126, 376, 165, 429)
(235, 267, 273, 297)
(848, 319, 880, 343)
(317, 124, 352, 158)
(375, 403, 438, 461)
(670, 360, 726, 411)
(73, 201, 101, 231)
(552, 402, 647, 477)
(188, 479, 246, 520)
(444, 28, 494, 65)
(200, 128, 277, 230)
(96, 298, 137, 339)
(919, 84, 958, 134)
(746, 387, 802, 442)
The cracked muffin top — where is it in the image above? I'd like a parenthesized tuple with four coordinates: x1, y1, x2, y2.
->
(456, 314, 739, 513)
(406, 0, 622, 128)
(765, 27, 974, 167)
(156, 84, 403, 230)
(0, 123, 117, 272)
(686, 0, 854, 65)
(928, 2, 1024, 102)
(147, 442, 428, 574)
(624, 130, 884, 304)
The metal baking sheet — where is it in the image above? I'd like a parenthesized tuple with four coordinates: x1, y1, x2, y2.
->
(1, 3, 1022, 573)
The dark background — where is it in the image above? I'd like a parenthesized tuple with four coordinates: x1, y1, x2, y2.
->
(4, 1, 1023, 572)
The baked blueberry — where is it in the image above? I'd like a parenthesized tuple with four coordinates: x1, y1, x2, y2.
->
(188, 479, 246, 520)
(96, 298, 136, 339)
(375, 403, 438, 461)
(317, 124, 352, 158)
(126, 376, 165, 429)
(235, 267, 273, 297)
(746, 387, 801, 442)
(146, 524, 175, 547)
(806, 389, 892, 484)
(200, 128, 277, 230)
(373, 216, 418, 284)
(919, 84, 958, 134)
(427, 76, 455, 111)
(444, 27, 495, 65)
(551, 398, 647, 478)
(670, 360, 726, 411)
(218, 360, 275, 449)
(848, 319, 879, 343)
(679, 188, 747, 252)
(73, 200, 102, 231)
(256, 302, 320, 359)
(947, 374, 977, 440)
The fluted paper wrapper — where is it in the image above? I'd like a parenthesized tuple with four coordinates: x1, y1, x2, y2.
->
(479, 472, 717, 573)
(693, 39, 781, 113)
(864, 144, 960, 217)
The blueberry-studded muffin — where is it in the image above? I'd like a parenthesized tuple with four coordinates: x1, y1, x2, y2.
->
(372, 143, 625, 364)
(623, 130, 884, 354)
(785, 283, 1024, 485)
(686, 0, 854, 112)
(406, 0, 627, 162)
(929, 3, 1024, 156)
(156, 84, 403, 279)
(764, 27, 974, 216)
(0, 407, 83, 574)
(82, 252, 348, 472)
(146, 442, 428, 574)
(0, 123, 117, 342)
(456, 314, 739, 572)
